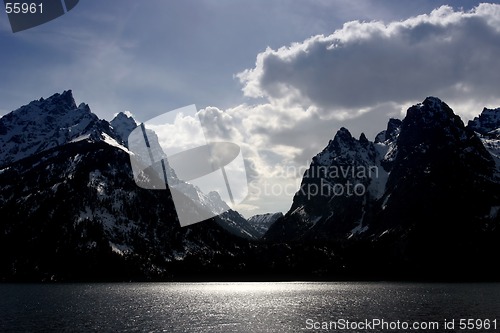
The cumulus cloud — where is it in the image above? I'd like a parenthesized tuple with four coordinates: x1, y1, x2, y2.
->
(126, 4, 500, 217)
(220, 4, 500, 216)
(237, 3, 500, 118)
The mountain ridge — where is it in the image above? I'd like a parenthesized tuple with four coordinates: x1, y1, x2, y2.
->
(0, 91, 260, 281)
(264, 97, 500, 279)
(1, 92, 499, 281)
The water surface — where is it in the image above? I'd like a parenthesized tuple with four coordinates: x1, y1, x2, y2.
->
(1, 282, 499, 332)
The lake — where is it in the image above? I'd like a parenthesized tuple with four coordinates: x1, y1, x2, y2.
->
(1, 282, 499, 332)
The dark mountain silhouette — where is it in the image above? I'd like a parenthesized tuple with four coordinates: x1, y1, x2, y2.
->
(1, 93, 499, 281)
(265, 97, 500, 280)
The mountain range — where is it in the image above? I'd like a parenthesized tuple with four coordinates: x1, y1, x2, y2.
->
(0, 92, 499, 281)
(0, 91, 258, 281)
(266, 97, 500, 279)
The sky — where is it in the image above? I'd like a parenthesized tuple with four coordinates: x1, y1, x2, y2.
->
(1, 0, 500, 217)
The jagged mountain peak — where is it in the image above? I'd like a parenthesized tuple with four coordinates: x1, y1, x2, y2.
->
(320, 127, 356, 159)
(334, 127, 353, 141)
(111, 111, 136, 123)
(4, 90, 83, 119)
(408, 96, 454, 119)
(267, 97, 499, 245)
(77, 102, 91, 112)
(422, 96, 444, 107)
(467, 107, 500, 181)
(396, 97, 472, 153)
(110, 112, 138, 147)
(386, 118, 402, 140)
(40, 90, 77, 111)
(359, 132, 368, 143)
(0, 91, 116, 168)
(404, 97, 466, 134)
(0, 91, 269, 281)
(468, 107, 500, 135)
(314, 124, 378, 168)
(375, 118, 402, 144)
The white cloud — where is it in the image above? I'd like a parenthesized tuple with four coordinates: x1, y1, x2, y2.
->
(221, 4, 500, 216)
(237, 4, 500, 119)
(3, 2, 499, 217)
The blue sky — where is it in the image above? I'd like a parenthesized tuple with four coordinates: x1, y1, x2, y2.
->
(1, 1, 499, 216)
(0, 0, 488, 120)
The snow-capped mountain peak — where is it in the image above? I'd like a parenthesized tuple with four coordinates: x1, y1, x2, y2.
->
(406, 96, 461, 127)
(333, 127, 353, 143)
(375, 118, 402, 144)
(0, 90, 116, 168)
(467, 107, 500, 180)
(0, 91, 266, 281)
(110, 112, 138, 147)
(396, 96, 473, 154)
(265, 97, 500, 244)
(468, 107, 500, 135)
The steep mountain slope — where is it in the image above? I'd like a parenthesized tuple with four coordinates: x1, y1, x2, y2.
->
(367, 98, 499, 275)
(374, 98, 497, 233)
(2, 92, 499, 281)
(265, 97, 500, 279)
(110, 112, 138, 147)
(0, 91, 257, 281)
(265, 119, 400, 242)
(468, 107, 500, 135)
(0, 91, 114, 168)
(468, 107, 500, 180)
(247, 212, 283, 238)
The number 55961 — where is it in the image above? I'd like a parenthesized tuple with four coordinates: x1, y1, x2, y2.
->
(5, 2, 43, 14)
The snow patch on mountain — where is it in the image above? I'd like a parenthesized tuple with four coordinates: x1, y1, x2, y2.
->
(102, 133, 132, 154)
(468, 108, 500, 181)
(248, 212, 283, 237)
(468, 107, 500, 135)
(350, 222, 368, 236)
(70, 134, 91, 143)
